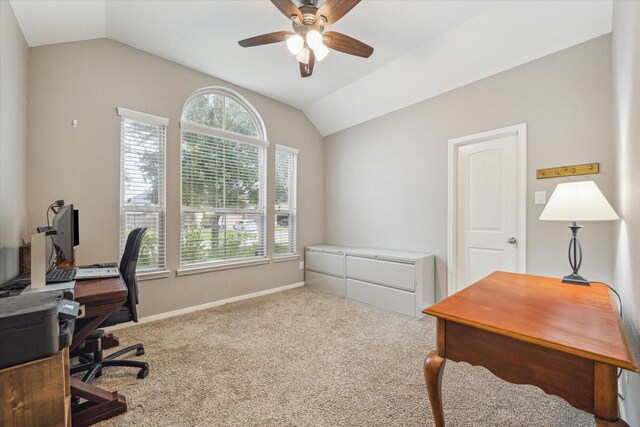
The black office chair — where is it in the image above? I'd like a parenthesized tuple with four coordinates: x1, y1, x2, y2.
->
(71, 227, 149, 382)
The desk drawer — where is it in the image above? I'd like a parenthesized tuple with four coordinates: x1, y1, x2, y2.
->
(306, 250, 344, 276)
(346, 279, 415, 317)
(346, 256, 415, 291)
(306, 271, 345, 297)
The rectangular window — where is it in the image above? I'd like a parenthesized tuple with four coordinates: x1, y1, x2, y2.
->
(180, 129, 267, 267)
(275, 145, 298, 256)
(118, 108, 168, 272)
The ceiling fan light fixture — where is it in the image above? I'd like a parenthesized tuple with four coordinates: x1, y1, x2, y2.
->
(306, 29, 323, 50)
(286, 34, 304, 54)
(296, 47, 311, 64)
(313, 43, 329, 61)
(238, 0, 373, 77)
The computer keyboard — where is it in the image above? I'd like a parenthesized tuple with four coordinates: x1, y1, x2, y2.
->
(0, 269, 78, 298)
(46, 268, 77, 283)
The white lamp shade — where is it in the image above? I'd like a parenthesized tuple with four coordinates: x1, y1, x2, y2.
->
(539, 181, 619, 222)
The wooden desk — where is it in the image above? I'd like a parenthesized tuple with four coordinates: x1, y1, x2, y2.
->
(423, 271, 639, 427)
(70, 276, 128, 427)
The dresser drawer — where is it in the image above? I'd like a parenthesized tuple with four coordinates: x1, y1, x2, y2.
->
(346, 279, 415, 317)
(346, 256, 415, 291)
(306, 271, 345, 297)
(306, 250, 344, 276)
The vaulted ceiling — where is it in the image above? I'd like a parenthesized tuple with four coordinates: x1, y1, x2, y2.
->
(10, 0, 612, 136)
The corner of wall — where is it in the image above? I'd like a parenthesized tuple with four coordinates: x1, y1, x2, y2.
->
(0, 0, 29, 284)
(612, 1, 640, 425)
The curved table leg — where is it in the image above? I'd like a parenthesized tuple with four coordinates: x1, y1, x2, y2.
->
(424, 350, 447, 427)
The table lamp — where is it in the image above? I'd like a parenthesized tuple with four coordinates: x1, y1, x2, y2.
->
(539, 180, 618, 285)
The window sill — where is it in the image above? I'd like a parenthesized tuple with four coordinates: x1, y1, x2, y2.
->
(137, 270, 172, 281)
(273, 254, 300, 263)
(176, 257, 270, 276)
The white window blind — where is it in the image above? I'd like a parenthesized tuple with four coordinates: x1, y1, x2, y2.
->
(275, 145, 298, 256)
(118, 108, 167, 272)
(180, 89, 268, 268)
(180, 131, 267, 266)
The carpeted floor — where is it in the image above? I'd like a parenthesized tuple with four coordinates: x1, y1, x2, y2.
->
(92, 286, 594, 426)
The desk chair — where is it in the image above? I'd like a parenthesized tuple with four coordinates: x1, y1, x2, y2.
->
(72, 227, 149, 382)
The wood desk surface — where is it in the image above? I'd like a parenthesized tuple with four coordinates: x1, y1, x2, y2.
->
(74, 276, 127, 305)
(424, 271, 638, 372)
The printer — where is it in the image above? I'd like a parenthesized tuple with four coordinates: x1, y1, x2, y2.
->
(0, 290, 79, 369)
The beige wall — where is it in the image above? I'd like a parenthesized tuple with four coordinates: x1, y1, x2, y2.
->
(27, 39, 324, 317)
(324, 36, 614, 301)
(0, 1, 29, 284)
(612, 1, 640, 424)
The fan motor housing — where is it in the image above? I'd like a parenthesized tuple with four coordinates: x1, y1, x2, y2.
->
(298, 0, 318, 7)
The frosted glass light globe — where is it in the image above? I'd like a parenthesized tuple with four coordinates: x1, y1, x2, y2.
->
(306, 30, 323, 50)
(313, 43, 329, 61)
(296, 47, 310, 64)
(286, 34, 304, 55)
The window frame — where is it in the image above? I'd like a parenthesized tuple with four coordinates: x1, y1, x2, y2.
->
(274, 144, 298, 259)
(117, 107, 169, 275)
(178, 88, 269, 273)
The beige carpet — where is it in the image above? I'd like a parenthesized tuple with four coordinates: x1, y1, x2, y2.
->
(91, 286, 594, 426)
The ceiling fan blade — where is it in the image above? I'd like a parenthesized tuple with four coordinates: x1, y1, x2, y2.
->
(238, 31, 293, 48)
(271, 0, 302, 21)
(316, 0, 360, 25)
(300, 50, 316, 78)
(323, 31, 373, 58)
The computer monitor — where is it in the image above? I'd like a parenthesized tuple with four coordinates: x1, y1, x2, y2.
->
(51, 205, 78, 263)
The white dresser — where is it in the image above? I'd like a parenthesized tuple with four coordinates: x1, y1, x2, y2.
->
(305, 245, 435, 318)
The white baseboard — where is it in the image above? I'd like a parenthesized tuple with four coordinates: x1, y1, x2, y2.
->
(105, 282, 305, 331)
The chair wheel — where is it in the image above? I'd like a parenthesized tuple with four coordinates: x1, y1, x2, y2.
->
(137, 366, 149, 379)
(136, 347, 145, 356)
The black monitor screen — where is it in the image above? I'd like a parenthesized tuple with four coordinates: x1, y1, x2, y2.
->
(52, 204, 75, 263)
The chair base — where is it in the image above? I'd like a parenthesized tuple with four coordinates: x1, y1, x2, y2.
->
(72, 343, 149, 383)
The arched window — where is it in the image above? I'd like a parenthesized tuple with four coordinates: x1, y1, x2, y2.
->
(179, 88, 268, 269)
(182, 90, 264, 139)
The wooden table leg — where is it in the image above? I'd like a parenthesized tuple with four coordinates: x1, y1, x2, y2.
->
(594, 362, 629, 427)
(71, 313, 110, 351)
(424, 350, 447, 427)
(71, 378, 127, 426)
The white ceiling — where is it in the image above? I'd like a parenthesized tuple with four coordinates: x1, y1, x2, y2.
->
(10, 0, 612, 136)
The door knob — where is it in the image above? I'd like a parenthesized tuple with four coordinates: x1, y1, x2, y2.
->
(508, 237, 517, 244)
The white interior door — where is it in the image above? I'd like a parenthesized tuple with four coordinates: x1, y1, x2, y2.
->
(450, 125, 526, 292)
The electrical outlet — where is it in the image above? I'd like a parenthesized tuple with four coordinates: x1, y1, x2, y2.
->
(299, 261, 304, 270)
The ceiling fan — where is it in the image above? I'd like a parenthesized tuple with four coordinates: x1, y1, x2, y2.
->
(238, 0, 374, 78)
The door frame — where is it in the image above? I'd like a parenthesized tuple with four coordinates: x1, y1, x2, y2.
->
(447, 123, 527, 296)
